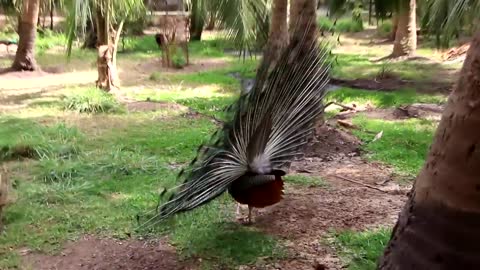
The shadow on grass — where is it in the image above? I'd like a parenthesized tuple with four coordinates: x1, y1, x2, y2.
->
(175, 221, 284, 267)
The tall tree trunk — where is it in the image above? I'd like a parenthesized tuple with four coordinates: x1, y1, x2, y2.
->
(95, 8, 120, 91)
(255, 0, 289, 89)
(12, 0, 40, 71)
(49, 1, 54, 31)
(390, 13, 398, 41)
(288, 0, 299, 34)
(391, 0, 416, 57)
(378, 30, 480, 269)
(263, 0, 288, 67)
(290, 0, 317, 45)
(368, 0, 373, 25)
(189, 1, 204, 41)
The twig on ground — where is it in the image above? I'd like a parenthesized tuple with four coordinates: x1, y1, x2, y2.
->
(337, 119, 359, 129)
(333, 175, 389, 193)
(324, 101, 356, 111)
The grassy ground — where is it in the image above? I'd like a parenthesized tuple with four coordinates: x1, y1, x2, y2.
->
(0, 27, 458, 269)
(332, 228, 392, 270)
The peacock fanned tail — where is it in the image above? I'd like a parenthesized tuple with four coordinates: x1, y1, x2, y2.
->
(151, 17, 334, 224)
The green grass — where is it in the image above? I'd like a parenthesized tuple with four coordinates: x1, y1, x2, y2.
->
(62, 87, 124, 114)
(333, 228, 392, 270)
(0, 103, 283, 268)
(284, 174, 328, 187)
(318, 17, 364, 33)
(326, 87, 447, 108)
(120, 35, 228, 58)
(333, 53, 459, 82)
(0, 118, 82, 161)
(351, 116, 437, 176)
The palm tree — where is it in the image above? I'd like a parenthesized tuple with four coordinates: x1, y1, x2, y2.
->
(66, 0, 145, 91)
(378, 29, 480, 269)
(376, 0, 416, 57)
(12, 0, 41, 71)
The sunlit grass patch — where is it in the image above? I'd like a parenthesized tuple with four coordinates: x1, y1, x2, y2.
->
(325, 88, 446, 108)
(351, 116, 437, 177)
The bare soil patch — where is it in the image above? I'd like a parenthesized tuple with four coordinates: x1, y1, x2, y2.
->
(24, 235, 195, 270)
(330, 77, 453, 94)
(126, 100, 188, 112)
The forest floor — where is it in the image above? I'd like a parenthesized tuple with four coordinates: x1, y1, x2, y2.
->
(0, 28, 461, 270)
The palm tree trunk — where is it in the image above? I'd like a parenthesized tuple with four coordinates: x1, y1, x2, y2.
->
(95, 8, 120, 91)
(289, 0, 317, 46)
(12, 0, 40, 71)
(263, 0, 288, 67)
(390, 13, 398, 41)
(190, 1, 204, 41)
(391, 0, 416, 57)
(378, 30, 480, 269)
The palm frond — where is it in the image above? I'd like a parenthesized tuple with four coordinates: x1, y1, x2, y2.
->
(422, 0, 480, 48)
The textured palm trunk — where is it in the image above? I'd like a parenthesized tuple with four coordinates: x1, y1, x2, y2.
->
(391, 0, 416, 57)
(255, 0, 289, 88)
(263, 0, 289, 68)
(390, 13, 398, 41)
(12, 0, 40, 71)
(95, 8, 121, 91)
(378, 30, 480, 269)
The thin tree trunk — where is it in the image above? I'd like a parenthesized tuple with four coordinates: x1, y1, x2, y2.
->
(12, 0, 40, 71)
(95, 8, 120, 91)
(391, 0, 416, 57)
(368, 0, 373, 25)
(378, 30, 480, 269)
(50, 1, 54, 31)
(189, 1, 204, 41)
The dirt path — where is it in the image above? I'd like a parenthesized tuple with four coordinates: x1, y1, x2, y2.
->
(24, 235, 195, 270)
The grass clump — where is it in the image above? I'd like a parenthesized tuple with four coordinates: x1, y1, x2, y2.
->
(351, 116, 437, 176)
(333, 228, 391, 270)
(63, 87, 124, 114)
(0, 118, 82, 161)
(377, 20, 393, 37)
(326, 88, 446, 108)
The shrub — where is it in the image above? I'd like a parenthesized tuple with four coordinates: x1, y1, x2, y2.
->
(378, 20, 393, 37)
(171, 50, 187, 69)
(317, 16, 364, 33)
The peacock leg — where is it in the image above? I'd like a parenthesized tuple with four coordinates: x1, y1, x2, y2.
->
(247, 205, 253, 224)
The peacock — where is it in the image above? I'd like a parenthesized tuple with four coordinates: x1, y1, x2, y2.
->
(151, 16, 333, 225)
